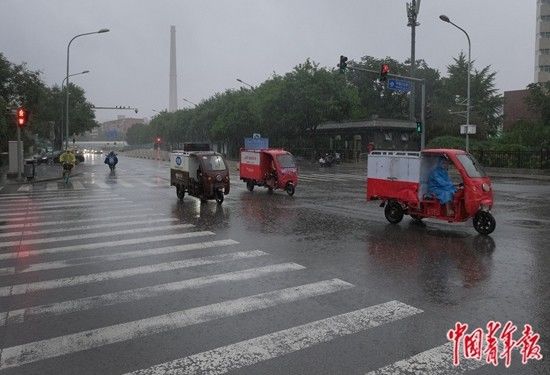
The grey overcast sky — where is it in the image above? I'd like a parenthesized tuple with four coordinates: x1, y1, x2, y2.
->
(0, 0, 536, 123)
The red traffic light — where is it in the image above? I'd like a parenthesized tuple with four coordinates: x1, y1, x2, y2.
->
(380, 64, 390, 81)
(16, 107, 29, 128)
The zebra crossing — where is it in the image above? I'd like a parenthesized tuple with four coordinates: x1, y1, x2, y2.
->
(0, 189, 486, 374)
(9, 172, 366, 193)
(14, 176, 171, 192)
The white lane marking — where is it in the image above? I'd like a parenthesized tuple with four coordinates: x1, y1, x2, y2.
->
(0, 231, 211, 261)
(0, 250, 266, 297)
(0, 202, 134, 218)
(3, 262, 304, 325)
(70, 181, 85, 190)
(116, 180, 134, 187)
(0, 208, 155, 225)
(1, 239, 236, 275)
(0, 211, 162, 230)
(92, 181, 110, 189)
(46, 182, 58, 191)
(16, 185, 32, 192)
(0, 223, 194, 248)
(141, 181, 159, 187)
(0, 218, 178, 239)
(0, 278, 352, 370)
(364, 342, 486, 375)
(0, 191, 95, 199)
(0, 197, 126, 210)
(125, 300, 422, 375)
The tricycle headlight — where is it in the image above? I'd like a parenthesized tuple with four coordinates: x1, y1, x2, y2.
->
(482, 183, 491, 192)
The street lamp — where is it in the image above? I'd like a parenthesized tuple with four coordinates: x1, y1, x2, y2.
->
(65, 28, 109, 150)
(182, 97, 197, 107)
(236, 78, 254, 89)
(61, 70, 90, 148)
(440, 14, 471, 151)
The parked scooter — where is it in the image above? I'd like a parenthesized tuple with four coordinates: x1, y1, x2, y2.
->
(319, 153, 335, 167)
(104, 151, 118, 171)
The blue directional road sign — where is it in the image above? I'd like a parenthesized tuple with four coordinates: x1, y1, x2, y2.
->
(244, 137, 269, 150)
(387, 79, 411, 93)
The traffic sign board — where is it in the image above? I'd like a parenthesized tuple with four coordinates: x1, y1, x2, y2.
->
(460, 125, 477, 135)
(387, 79, 411, 93)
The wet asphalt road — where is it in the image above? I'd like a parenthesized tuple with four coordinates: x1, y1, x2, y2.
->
(0, 154, 548, 374)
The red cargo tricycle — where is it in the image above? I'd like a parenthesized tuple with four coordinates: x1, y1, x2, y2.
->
(366, 149, 496, 235)
(239, 148, 298, 196)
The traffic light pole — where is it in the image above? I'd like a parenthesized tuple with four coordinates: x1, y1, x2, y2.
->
(347, 64, 427, 149)
(16, 126, 22, 181)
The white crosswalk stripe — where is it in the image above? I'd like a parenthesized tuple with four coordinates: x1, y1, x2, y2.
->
(126, 301, 422, 375)
(116, 180, 135, 187)
(0, 279, 352, 370)
(0, 207, 155, 224)
(0, 250, 267, 297)
(16, 184, 32, 192)
(0, 196, 127, 210)
(364, 342, 486, 375)
(0, 230, 212, 260)
(0, 223, 194, 249)
(0, 239, 238, 275)
(0, 218, 179, 239)
(46, 182, 58, 191)
(0, 201, 136, 218)
(1, 262, 304, 326)
(70, 180, 85, 190)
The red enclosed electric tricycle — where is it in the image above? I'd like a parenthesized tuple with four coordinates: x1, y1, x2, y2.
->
(239, 148, 298, 196)
(366, 149, 496, 235)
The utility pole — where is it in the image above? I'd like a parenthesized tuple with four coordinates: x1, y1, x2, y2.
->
(407, 0, 421, 122)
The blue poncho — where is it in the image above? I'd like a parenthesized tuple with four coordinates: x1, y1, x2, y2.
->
(428, 159, 456, 204)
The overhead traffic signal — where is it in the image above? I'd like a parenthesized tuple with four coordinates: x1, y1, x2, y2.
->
(16, 107, 29, 128)
(416, 121, 422, 133)
(338, 55, 348, 73)
(380, 64, 390, 81)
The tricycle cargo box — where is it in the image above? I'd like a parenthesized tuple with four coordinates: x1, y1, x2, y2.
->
(239, 150, 273, 181)
(367, 151, 422, 206)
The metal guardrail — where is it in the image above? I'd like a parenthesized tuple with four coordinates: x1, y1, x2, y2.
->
(471, 149, 550, 169)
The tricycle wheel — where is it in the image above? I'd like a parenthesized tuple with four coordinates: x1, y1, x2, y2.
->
(246, 181, 254, 192)
(384, 201, 404, 224)
(410, 214, 423, 222)
(215, 189, 224, 205)
(473, 211, 495, 235)
(176, 186, 185, 200)
(285, 183, 295, 196)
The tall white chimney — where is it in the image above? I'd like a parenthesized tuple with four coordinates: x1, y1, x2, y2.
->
(169, 25, 178, 112)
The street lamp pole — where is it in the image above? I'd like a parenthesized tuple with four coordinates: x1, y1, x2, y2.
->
(440, 15, 471, 151)
(61, 70, 89, 148)
(236, 78, 254, 89)
(65, 28, 109, 150)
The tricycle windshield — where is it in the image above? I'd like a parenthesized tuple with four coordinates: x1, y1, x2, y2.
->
(276, 154, 296, 168)
(456, 154, 487, 178)
(201, 155, 226, 171)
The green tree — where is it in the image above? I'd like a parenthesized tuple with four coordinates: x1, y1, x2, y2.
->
(524, 81, 550, 124)
(433, 53, 502, 140)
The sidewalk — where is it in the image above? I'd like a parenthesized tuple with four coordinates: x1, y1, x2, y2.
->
(1, 163, 84, 185)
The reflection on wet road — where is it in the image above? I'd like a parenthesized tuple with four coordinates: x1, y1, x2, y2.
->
(0, 155, 548, 375)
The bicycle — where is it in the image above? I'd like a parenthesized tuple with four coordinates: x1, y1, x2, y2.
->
(62, 163, 73, 184)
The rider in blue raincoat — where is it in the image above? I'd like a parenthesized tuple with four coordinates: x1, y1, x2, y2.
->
(428, 157, 457, 216)
(104, 151, 118, 167)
